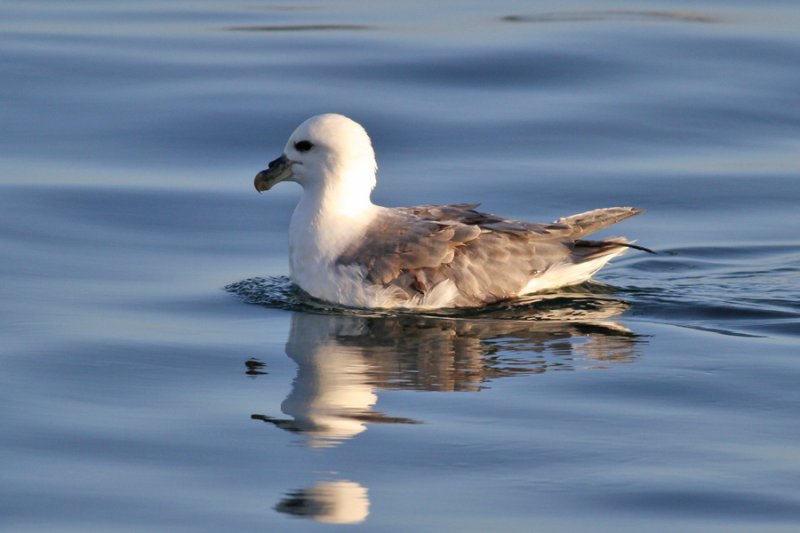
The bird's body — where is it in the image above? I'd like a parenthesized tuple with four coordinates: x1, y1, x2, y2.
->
(254, 113, 647, 310)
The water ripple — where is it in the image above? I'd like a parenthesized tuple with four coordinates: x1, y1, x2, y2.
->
(502, 10, 719, 25)
(225, 276, 636, 325)
(615, 243, 800, 338)
(225, 24, 371, 32)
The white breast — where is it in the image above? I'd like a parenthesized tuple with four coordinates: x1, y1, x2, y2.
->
(288, 195, 380, 306)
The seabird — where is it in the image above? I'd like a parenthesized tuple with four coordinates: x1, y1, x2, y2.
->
(254, 113, 648, 309)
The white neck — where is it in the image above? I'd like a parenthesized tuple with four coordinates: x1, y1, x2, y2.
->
(289, 168, 379, 268)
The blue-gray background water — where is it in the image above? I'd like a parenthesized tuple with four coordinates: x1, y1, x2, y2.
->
(2, 1, 800, 531)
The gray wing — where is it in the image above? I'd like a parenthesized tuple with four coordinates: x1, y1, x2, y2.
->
(337, 204, 642, 306)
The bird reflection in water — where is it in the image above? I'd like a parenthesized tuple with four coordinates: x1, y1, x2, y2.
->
(250, 292, 643, 448)
(275, 480, 369, 525)
(247, 290, 644, 524)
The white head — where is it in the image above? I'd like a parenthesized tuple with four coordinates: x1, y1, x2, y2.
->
(254, 114, 378, 199)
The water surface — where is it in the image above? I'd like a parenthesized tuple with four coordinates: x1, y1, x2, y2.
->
(2, 1, 800, 531)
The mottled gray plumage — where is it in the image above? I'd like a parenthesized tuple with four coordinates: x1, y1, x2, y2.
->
(337, 204, 644, 307)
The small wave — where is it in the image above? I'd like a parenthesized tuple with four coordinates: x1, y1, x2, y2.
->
(225, 24, 371, 32)
(225, 276, 635, 325)
(502, 10, 718, 25)
(612, 243, 800, 338)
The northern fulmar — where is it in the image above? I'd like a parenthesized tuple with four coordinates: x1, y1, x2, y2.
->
(254, 113, 649, 309)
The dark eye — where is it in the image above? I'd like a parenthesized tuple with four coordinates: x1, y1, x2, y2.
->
(294, 140, 313, 152)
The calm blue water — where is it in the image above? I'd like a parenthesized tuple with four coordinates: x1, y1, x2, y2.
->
(2, 1, 800, 531)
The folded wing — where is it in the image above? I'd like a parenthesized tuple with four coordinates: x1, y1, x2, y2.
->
(336, 204, 644, 307)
